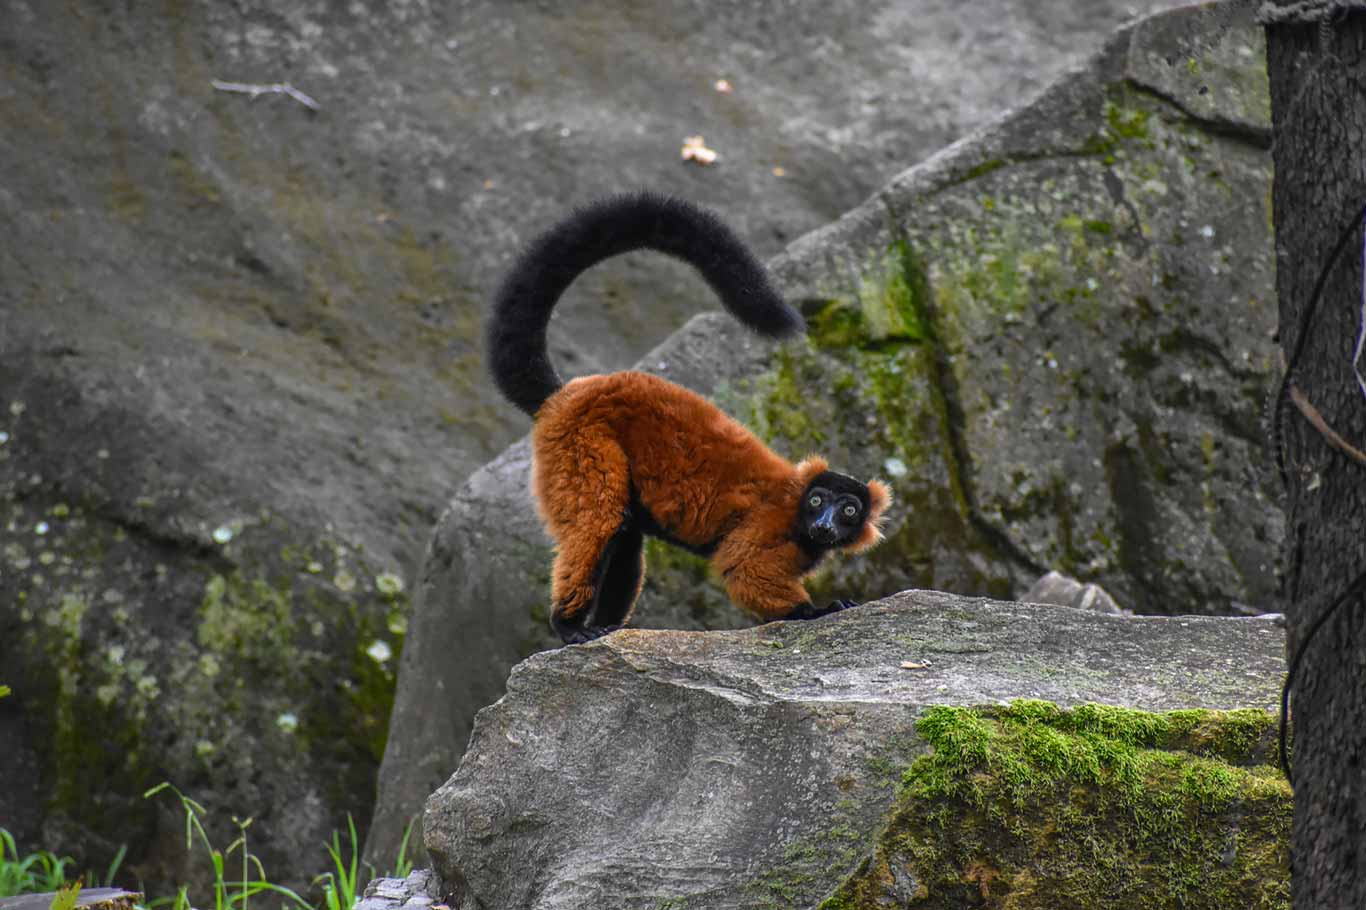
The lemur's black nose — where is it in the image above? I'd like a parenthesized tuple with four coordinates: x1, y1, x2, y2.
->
(812, 505, 838, 543)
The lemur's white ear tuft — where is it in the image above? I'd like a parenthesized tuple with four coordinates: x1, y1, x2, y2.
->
(847, 479, 893, 553)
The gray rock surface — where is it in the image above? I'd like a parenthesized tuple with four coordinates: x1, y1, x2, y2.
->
(354, 871, 439, 910)
(375, 0, 1279, 870)
(0, 0, 1184, 886)
(1023, 570, 1128, 614)
(423, 589, 1286, 910)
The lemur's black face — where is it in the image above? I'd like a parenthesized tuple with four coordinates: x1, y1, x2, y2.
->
(798, 471, 872, 551)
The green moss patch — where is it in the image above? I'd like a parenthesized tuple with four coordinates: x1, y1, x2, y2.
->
(808, 245, 927, 351)
(822, 701, 1289, 909)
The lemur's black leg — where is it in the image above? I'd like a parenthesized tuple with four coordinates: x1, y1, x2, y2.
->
(551, 522, 645, 645)
(593, 525, 645, 630)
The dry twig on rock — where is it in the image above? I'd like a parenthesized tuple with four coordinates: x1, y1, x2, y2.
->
(211, 79, 320, 111)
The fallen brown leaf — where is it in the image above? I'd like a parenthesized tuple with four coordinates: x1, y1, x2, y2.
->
(681, 135, 718, 165)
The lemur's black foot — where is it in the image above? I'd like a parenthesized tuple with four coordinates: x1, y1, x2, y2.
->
(552, 613, 624, 645)
(581, 623, 623, 641)
(786, 598, 861, 621)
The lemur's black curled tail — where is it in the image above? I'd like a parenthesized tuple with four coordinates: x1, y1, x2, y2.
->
(486, 192, 804, 417)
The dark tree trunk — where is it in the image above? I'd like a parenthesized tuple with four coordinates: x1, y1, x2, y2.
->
(1266, 9, 1366, 909)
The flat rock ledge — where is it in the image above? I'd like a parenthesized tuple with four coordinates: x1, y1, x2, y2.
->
(424, 589, 1287, 910)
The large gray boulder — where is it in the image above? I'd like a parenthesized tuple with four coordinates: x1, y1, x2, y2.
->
(424, 591, 1288, 909)
(374, 0, 1279, 868)
(0, 0, 1184, 889)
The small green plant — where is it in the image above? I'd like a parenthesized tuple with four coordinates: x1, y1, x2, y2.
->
(0, 829, 74, 897)
(0, 832, 125, 898)
(143, 782, 309, 910)
(313, 815, 365, 910)
(3, 787, 386, 910)
(0, 684, 11, 698)
(49, 877, 82, 910)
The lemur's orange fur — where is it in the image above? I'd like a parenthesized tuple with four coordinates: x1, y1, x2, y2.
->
(532, 371, 891, 623)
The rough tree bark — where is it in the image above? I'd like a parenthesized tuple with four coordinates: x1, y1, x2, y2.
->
(1265, 6, 1366, 908)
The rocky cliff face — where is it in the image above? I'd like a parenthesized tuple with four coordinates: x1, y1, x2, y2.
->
(423, 591, 1288, 909)
(374, 0, 1279, 870)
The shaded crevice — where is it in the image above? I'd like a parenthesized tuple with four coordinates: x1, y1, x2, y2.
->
(91, 500, 236, 568)
(878, 199, 1046, 581)
(930, 145, 1120, 195)
(1125, 79, 1273, 150)
(3, 451, 235, 569)
(1102, 440, 1164, 613)
(913, 74, 1268, 211)
(1100, 164, 1153, 256)
(1159, 325, 1266, 383)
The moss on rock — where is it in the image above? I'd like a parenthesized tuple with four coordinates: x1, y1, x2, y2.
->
(821, 701, 1289, 909)
(1, 480, 408, 891)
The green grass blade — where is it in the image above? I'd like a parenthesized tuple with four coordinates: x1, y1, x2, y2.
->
(390, 818, 416, 879)
(102, 843, 127, 887)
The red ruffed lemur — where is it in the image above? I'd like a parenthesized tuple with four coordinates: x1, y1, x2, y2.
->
(486, 193, 891, 645)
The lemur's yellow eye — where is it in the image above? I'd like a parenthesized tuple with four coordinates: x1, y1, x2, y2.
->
(809, 495, 822, 508)
(843, 504, 858, 518)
